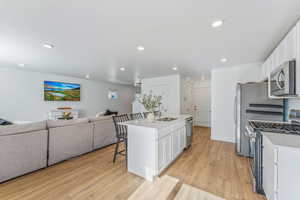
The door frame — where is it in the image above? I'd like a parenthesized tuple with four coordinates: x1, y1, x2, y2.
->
(192, 81, 211, 127)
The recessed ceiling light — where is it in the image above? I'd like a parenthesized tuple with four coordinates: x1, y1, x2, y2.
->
(120, 67, 126, 71)
(43, 43, 55, 49)
(18, 63, 25, 67)
(85, 74, 90, 79)
(172, 67, 178, 71)
(221, 58, 227, 63)
(212, 20, 224, 28)
(137, 46, 145, 51)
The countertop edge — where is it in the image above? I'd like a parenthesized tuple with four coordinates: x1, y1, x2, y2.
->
(262, 131, 300, 149)
(119, 114, 192, 129)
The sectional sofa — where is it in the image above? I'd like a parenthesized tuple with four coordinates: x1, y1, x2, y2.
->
(0, 115, 116, 183)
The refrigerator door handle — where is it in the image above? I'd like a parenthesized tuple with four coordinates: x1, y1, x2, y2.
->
(234, 96, 237, 124)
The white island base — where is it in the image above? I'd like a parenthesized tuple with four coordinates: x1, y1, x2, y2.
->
(122, 115, 189, 181)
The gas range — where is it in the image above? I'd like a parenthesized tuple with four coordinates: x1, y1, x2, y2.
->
(246, 110, 300, 195)
(248, 120, 300, 135)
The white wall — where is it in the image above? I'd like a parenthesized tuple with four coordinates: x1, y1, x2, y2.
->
(211, 63, 262, 143)
(142, 75, 181, 115)
(0, 68, 135, 121)
(288, 99, 300, 112)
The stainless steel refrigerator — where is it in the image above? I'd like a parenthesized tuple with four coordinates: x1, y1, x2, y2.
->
(235, 82, 284, 157)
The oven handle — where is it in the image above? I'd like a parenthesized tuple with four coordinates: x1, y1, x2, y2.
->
(245, 126, 256, 138)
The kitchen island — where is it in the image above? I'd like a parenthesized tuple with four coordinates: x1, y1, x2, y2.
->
(261, 131, 300, 200)
(120, 115, 191, 181)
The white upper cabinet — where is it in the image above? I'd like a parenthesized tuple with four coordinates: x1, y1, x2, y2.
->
(275, 40, 285, 68)
(269, 53, 275, 75)
(284, 25, 297, 61)
(263, 26, 296, 77)
(261, 62, 267, 81)
(272, 47, 280, 72)
(261, 19, 300, 96)
(261, 54, 272, 81)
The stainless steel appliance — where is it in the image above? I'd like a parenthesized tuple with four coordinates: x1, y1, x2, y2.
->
(246, 119, 300, 194)
(235, 82, 283, 157)
(185, 117, 193, 148)
(269, 59, 297, 97)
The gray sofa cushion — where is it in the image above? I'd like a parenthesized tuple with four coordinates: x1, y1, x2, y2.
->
(47, 118, 89, 128)
(92, 118, 117, 150)
(89, 115, 113, 122)
(0, 130, 48, 182)
(0, 121, 47, 136)
(48, 123, 94, 165)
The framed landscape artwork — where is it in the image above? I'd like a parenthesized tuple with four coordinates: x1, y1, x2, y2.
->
(44, 81, 80, 101)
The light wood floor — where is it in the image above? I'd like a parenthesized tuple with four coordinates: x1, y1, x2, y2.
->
(174, 184, 225, 200)
(0, 127, 265, 200)
(164, 127, 265, 200)
(128, 175, 179, 200)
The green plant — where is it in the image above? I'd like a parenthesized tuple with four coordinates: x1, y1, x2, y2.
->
(139, 91, 162, 112)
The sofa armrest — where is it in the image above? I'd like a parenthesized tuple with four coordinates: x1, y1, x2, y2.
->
(0, 121, 46, 136)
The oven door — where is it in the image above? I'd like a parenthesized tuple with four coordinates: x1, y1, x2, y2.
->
(245, 126, 256, 158)
(269, 60, 296, 97)
(249, 137, 256, 159)
(245, 126, 257, 192)
(248, 137, 256, 191)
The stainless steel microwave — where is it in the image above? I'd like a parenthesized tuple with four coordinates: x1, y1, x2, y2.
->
(269, 60, 296, 97)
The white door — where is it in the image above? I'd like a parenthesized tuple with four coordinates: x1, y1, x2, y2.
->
(171, 129, 181, 159)
(179, 128, 186, 150)
(192, 86, 211, 127)
(158, 135, 172, 172)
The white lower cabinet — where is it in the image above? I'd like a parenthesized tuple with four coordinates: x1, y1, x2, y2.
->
(157, 126, 186, 173)
(172, 129, 180, 158)
(158, 134, 172, 172)
(263, 135, 300, 200)
(179, 128, 186, 150)
(263, 136, 277, 200)
(126, 117, 189, 181)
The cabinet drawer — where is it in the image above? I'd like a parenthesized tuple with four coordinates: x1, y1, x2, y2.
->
(159, 127, 173, 138)
(173, 122, 185, 130)
(158, 122, 185, 139)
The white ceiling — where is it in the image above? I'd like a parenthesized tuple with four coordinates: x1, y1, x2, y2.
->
(0, 0, 299, 84)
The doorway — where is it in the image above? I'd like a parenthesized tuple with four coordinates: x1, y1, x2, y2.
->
(192, 84, 211, 127)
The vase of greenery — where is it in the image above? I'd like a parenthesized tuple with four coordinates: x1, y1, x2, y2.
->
(139, 92, 162, 122)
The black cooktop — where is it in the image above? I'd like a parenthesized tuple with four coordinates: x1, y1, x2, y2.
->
(249, 121, 300, 135)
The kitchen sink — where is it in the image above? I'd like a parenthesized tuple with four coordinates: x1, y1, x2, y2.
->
(156, 117, 177, 122)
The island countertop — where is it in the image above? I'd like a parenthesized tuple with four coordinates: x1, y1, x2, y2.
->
(262, 132, 300, 149)
(119, 114, 192, 129)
